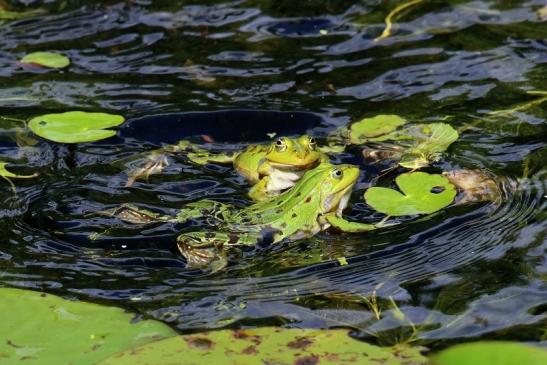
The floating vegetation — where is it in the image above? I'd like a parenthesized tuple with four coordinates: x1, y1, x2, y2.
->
(0, 288, 176, 365)
(364, 172, 456, 216)
(97, 327, 428, 365)
(0, 6, 45, 20)
(0, 162, 36, 179)
(431, 341, 547, 365)
(349, 115, 407, 142)
(375, 0, 424, 41)
(20, 52, 70, 69)
(28, 111, 125, 143)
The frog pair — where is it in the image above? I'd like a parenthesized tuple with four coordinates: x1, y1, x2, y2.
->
(110, 158, 378, 272)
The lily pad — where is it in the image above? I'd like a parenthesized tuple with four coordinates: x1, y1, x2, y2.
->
(0, 288, 176, 365)
(98, 327, 428, 365)
(28, 111, 125, 143)
(431, 341, 547, 365)
(349, 115, 407, 143)
(20, 52, 70, 68)
(364, 172, 456, 216)
(398, 123, 458, 168)
(0, 162, 37, 178)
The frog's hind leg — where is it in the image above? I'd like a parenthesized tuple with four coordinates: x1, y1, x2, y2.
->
(96, 204, 173, 224)
(177, 231, 259, 272)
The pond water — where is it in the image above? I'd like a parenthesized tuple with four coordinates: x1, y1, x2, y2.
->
(1, 0, 546, 348)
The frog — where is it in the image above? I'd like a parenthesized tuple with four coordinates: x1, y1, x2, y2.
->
(442, 169, 502, 204)
(124, 135, 329, 201)
(105, 162, 378, 272)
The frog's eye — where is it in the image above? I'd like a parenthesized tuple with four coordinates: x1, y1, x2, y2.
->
(331, 169, 343, 179)
(275, 138, 287, 151)
(308, 137, 316, 149)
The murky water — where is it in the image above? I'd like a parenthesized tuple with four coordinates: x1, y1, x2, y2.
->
(1, 0, 546, 347)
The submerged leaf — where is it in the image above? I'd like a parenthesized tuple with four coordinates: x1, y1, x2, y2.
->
(0, 162, 37, 178)
(0, 288, 176, 365)
(0, 7, 45, 20)
(431, 341, 547, 365)
(349, 115, 407, 143)
(20, 52, 70, 68)
(28, 111, 125, 143)
(98, 327, 428, 365)
(364, 172, 456, 216)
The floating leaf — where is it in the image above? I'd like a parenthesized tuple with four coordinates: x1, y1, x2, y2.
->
(357, 122, 458, 169)
(0, 288, 176, 365)
(28, 111, 125, 143)
(409, 123, 459, 155)
(431, 341, 547, 365)
(364, 172, 456, 216)
(98, 327, 428, 365)
(21, 51, 70, 68)
(349, 115, 407, 143)
(0, 162, 37, 178)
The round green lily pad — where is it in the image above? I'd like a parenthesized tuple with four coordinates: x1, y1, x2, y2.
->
(364, 172, 456, 216)
(20, 52, 70, 68)
(0, 288, 176, 365)
(350, 115, 407, 142)
(98, 327, 428, 365)
(28, 111, 125, 143)
(431, 341, 547, 365)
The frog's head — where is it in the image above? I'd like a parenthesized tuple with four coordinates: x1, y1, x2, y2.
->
(318, 164, 359, 215)
(266, 135, 322, 169)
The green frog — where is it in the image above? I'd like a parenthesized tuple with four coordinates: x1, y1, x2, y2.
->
(124, 135, 328, 201)
(107, 162, 378, 272)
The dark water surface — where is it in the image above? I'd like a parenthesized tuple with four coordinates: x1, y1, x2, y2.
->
(1, 0, 546, 347)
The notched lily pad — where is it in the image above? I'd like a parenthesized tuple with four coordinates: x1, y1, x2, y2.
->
(28, 111, 125, 143)
(364, 172, 456, 216)
(0, 288, 176, 365)
(0, 162, 37, 178)
(98, 327, 428, 365)
(431, 341, 547, 365)
(21, 52, 70, 68)
(349, 114, 407, 143)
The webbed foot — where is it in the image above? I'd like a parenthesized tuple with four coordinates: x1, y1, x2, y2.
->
(125, 152, 169, 187)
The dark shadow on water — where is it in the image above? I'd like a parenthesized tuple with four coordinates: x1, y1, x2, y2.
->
(120, 110, 324, 144)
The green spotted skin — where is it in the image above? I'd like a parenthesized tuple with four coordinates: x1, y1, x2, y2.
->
(176, 162, 366, 271)
(182, 135, 328, 201)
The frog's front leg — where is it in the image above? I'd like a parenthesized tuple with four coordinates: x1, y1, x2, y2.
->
(176, 200, 234, 225)
(324, 213, 377, 233)
(177, 231, 260, 272)
(248, 176, 272, 201)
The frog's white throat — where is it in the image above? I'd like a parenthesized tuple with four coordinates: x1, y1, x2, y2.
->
(322, 185, 352, 215)
(266, 168, 305, 192)
(336, 188, 352, 216)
